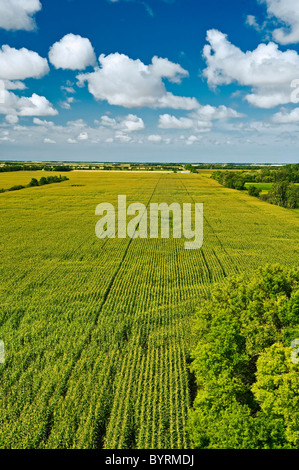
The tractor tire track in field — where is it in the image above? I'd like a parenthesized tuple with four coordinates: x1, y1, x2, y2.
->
(99, 175, 210, 449)
(180, 178, 240, 276)
(200, 249, 212, 283)
(211, 247, 227, 278)
(96, 175, 162, 324)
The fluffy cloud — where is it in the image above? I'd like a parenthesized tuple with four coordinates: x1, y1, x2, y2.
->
(33, 117, 55, 126)
(186, 135, 200, 145)
(5, 114, 19, 125)
(261, 0, 299, 45)
(0, 0, 41, 31)
(272, 107, 299, 123)
(100, 113, 145, 132)
(148, 134, 162, 143)
(0, 116, 143, 146)
(77, 53, 198, 109)
(245, 15, 261, 32)
(3, 80, 27, 91)
(0, 130, 15, 143)
(0, 45, 49, 80)
(189, 104, 243, 121)
(115, 131, 132, 143)
(0, 91, 58, 116)
(150, 56, 189, 83)
(60, 96, 75, 110)
(66, 118, 86, 128)
(158, 114, 194, 129)
(77, 131, 89, 141)
(159, 105, 242, 131)
(203, 29, 299, 108)
(49, 34, 96, 70)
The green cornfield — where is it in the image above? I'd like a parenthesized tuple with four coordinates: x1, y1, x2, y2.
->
(0, 171, 298, 449)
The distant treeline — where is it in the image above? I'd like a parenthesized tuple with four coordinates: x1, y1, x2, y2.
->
(0, 164, 73, 172)
(191, 163, 283, 171)
(211, 170, 246, 190)
(212, 165, 299, 209)
(0, 175, 69, 194)
(259, 181, 299, 209)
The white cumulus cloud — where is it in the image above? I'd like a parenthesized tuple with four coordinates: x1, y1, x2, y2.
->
(0, 45, 49, 80)
(0, 0, 41, 31)
(33, 117, 55, 126)
(245, 15, 261, 31)
(100, 113, 145, 132)
(3, 80, 27, 91)
(0, 91, 58, 116)
(158, 114, 194, 129)
(189, 104, 243, 120)
(159, 105, 242, 131)
(148, 134, 162, 142)
(261, 0, 299, 45)
(203, 29, 299, 108)
(272, 107, 299, 123)
(49, 34, 96, 70)
(186, 135, 200, 145)
(150, 56, 189, 83)
(115, 131, 132, 143)
(77, 53, 198, 109)
(5, 114, 19, 125)
(77, 131, 89, 141)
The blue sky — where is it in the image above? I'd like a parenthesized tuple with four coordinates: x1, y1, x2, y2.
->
(1, 0, 299, 163)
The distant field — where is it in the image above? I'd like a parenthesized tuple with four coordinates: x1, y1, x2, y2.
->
(0, 172, 298, 449)
(245, 182, 299, 194)
(245, 182, 273, 193)
(0, 171, 67, 190)
(197, 171, 212, 177)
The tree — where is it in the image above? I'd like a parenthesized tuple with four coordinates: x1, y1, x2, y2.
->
(248, 185, 262, 198)
(268, 181, 289, 206)
(8, 185, 25, 191)
(39, 177, 48, 185)
(286, 184, 299, 209)
(188, 264, 299, 449)
(252, 343, 299, 447)
(29, 178, 39, 187)
(185, 164, 196, 173)
(234, 177, 245, 190)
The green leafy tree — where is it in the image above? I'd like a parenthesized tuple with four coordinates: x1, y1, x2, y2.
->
(248, 185, 262, 198)
(39, 177, 48, 185)
(188, 265, 299, 449)
(268, 181, 289, 206)
(29, 178, 39, 187)
(252, 343, 299, 447)
(286, 184, 299, 209)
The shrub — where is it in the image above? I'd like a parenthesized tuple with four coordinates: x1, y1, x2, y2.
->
(8, 185, 25, 191)
(248, 185, 262, 198)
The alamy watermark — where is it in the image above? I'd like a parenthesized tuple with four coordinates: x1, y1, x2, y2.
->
(291, 339, 299, 364)
(95, 195, 203, 249)
(0, 340, 4, 364)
